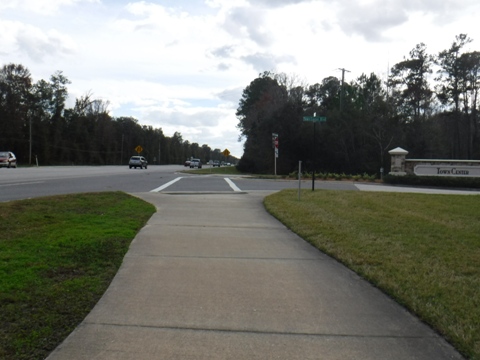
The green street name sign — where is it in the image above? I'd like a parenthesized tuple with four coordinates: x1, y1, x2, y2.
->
(303, 116, 326, 122)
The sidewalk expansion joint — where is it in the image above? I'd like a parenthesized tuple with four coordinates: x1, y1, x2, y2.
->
(127, 254, 323, 261)
(146, 224, 284, 230)
(83, 321, 435, 340)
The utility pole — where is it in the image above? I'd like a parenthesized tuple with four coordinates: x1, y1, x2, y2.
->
(158, 138, 161, 165)
(338, 68, 350, 111)
(120, 134, 124, 165)
(29, 116, 32, 165)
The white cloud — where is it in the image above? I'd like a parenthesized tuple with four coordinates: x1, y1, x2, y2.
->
(216, 87, 243, 106)
(337, 2, 408, 42)
(139, 106, 243, 154)
(18, 26, 76, 61)
(222, 6, 273, 47)
(334, 0, 480, 42)
(0, 0, 99, 15)
(0, 20, 76, 61)
(241, 52, 296, 72)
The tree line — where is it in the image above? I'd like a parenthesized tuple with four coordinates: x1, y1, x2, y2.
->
(0, 66, 232, 166)
(236, 34, 480, 175)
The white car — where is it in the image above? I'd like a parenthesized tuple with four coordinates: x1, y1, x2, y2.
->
(189, 158, 202, 168)
(0, 151, 17, 168)
(129, 156, 148, 169)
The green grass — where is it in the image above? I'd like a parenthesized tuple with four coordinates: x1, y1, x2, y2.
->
(0, 192, 156, 360)
(182, 165, 242, 175)
(264, 189, 480, 360)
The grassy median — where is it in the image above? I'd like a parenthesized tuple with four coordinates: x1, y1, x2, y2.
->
(0, 192, 155, 360)
(264, 189, 480, 360)
(182, 165, 242, 175)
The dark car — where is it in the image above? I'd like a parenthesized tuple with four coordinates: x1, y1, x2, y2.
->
(189, 158, 202, 169)
(0, 151, 17, 168)
(213, 160, 220, 167)
(129, 156, 148, 169)
(184, 160, 191, 167)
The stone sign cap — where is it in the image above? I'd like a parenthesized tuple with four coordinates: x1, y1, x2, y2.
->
(388, 147, 409, 155)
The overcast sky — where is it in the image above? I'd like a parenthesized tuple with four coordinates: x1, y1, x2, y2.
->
(1, 0, 479, 158)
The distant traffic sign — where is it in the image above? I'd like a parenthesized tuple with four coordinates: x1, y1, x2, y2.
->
(303, 116, 326, 122)
(223, 149, 230, 157)
(135, 145, 143, 154)
(272, 133, 278, 149)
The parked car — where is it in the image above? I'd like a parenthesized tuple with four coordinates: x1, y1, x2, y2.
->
(129, 156, 148, 169)
(0, 151, 17, 168)
(213, 160, 220, 167)
(189, 158, 202, 169)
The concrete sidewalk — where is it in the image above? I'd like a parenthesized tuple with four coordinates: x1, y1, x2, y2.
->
(47, 191, 463, 359)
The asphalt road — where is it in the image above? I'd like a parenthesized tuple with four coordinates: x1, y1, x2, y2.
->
(0, 165, 358, 202)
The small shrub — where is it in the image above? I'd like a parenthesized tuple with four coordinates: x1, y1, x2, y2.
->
(383, 174, 480, 188)
(361, 172, 373, 181)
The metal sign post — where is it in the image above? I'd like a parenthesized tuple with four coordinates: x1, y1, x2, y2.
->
(298, 160, 302, 200)
(272, 133, 278, 176)
(302, 115, 326, 191)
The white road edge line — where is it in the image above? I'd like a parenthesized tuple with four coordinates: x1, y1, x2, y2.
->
(225, 178, 242, 192)
(0, 181, 44, 187)
(150, 177, 183, 192)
